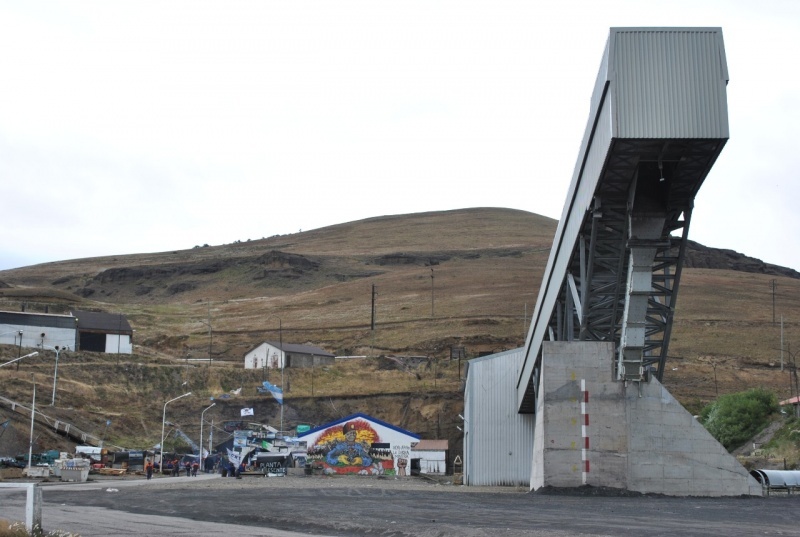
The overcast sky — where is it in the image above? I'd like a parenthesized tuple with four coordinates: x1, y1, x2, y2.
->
(1, 1, 798, 272)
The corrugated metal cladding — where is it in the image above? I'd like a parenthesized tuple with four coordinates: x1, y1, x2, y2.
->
(610, 27, 729, 139)
(518, 27, 729, 410)
(465, 349, 535, 487)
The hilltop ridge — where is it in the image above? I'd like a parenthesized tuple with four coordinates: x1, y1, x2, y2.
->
(0, 208, 799, 457)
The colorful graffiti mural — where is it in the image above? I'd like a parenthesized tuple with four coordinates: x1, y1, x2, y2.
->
(307, 419, 401, 475)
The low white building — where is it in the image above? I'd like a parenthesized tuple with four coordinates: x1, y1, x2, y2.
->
(0, 309, 133, 354)
(0, 310, 78, 351)
(243, 342, 334, 370)
(411, 439, 449, 475)
(299, 413, 419, 477)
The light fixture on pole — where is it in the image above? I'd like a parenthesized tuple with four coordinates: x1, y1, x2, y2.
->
(27, 376, 36, 475)
(199, 402, 215, 471)
(197, 301, 212, 367)
(160, 391, 192, 474)
(39, 345, 68, 406)
(0, 329, 23, 342)
(16, 329, 23, 371)
(0, 330, 25, 370)
(0, 351, 38, 369)
(266, 314, 283, 434)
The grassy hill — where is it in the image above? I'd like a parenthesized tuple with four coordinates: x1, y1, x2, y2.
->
(1, 207, 799, 463)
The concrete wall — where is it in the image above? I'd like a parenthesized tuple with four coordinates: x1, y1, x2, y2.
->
(531, 341, 761, 496)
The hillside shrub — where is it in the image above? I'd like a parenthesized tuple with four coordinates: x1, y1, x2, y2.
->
(763, 416, 800, 469)
(0, 520, 79, 537)
(699, 388, 778, 451)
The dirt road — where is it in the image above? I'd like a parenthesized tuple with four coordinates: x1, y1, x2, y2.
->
(2, 474, 798, 536)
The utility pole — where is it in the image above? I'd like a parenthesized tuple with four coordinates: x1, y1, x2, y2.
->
(207, 301, 212, 367)
(524, 303, 528, 340)
(371, 284, 376, 330)
(117, 313, 122, 356)
(781, 316, 785, 371)
(371, 285, 377, 358)
(711, 361, 718, 396)
(16, 330, 22, 371)
(430, 268, 435, 318)
(771, 279, 777, 325)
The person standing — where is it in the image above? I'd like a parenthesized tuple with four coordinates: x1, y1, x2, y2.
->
(145, 459, 154, 480)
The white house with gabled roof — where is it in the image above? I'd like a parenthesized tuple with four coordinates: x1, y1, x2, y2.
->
(243, 341, 335, 370)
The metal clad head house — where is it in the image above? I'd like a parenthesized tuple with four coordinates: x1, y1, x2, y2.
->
(464, 27, 758, 496)
(518, 28, 730, 412)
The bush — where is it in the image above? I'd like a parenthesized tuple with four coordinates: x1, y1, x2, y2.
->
(699, 388, 778, 451)
(0, 520, 80, 537)
(762, 416, 800, 467)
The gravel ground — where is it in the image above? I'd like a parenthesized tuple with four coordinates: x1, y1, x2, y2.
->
(3, 472, 800, 537)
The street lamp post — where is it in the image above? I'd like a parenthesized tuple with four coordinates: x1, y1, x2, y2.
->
(27, 376, 36, 474)
(199, 402, 215, 471)
(0, 330, 24, 369)
(787, 345, 800, 418)
(430, 267, 435, 318)
(0, 329, 23, 342)
(160, 392, 192, 474)
(16, 330, 23, 370)
(266, 315, 283, 434)
(198, 321, 212, 366)
(0, 351, 38, 369)
(39, 345, 68, 406)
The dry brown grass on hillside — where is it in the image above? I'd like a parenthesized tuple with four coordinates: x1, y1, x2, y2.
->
(2, 208, 800, 451)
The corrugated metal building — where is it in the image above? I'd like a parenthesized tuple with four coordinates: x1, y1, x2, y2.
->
(464, 349, 535, 487)
(463, 27, 736, 493)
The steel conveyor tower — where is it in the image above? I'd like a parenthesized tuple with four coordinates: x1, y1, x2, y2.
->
(517, 28, 729, 412)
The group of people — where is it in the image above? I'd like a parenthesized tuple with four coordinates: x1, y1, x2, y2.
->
(145, 456, 272, 480)
(219, 460, 246, 478)
(145, 457, 200, 479)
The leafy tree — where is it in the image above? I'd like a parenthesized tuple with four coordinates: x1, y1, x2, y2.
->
(699, 388, 778, 451)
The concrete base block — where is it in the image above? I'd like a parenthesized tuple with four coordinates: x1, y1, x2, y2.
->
(530, 341, 761, 497)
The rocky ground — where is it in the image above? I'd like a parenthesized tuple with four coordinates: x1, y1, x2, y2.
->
(2, 471, 800, 537)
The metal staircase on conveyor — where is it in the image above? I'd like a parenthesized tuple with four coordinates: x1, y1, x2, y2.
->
(517, 28, 730, 413)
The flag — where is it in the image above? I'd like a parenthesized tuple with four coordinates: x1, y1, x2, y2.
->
(260, 381, 283, 405)
(240, 407, 254, 417)
(106, 419, 112, 427)
(0, 420, 9, 429)
(261, 440, 272, 451)
(226, 448, 240, 467)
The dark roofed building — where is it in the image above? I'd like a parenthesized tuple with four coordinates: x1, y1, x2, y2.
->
(71, 310, 133, 354)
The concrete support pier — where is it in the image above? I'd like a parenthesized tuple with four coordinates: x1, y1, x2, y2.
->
(530, 341, 761, 496)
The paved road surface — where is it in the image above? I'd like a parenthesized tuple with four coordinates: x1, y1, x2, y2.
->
(1, 474, 798, 536)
